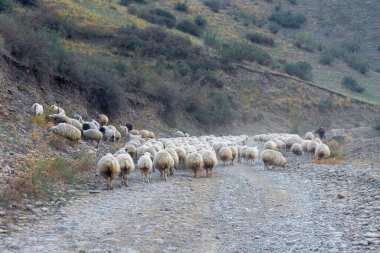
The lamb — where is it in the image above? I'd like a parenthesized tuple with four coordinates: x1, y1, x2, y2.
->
(46, 114, 72, 125)
(304, 132, 314, 140)
(261, 150, 286, 169)
(153, 150, 174, 181)
(31, 103, 43, 116)
(291, 143, 304, 156)
(228, 146, 238, 165)
(201, 150, 217, 177)
(98, 114, 109, 125)
(315, 143, 330, 160)
(185, 152, 203, 178)
(116, 153, 135, 187)
(264, 141, 277, 150)
(138, 152, 153, 183)
(97, 153, 121, 190)
(82, 129, 103, 147)
(50, 123, 81, 142)
(245, 147, 259, 165)
(219, 147, 233, 166)
(174, 131, 185, 138)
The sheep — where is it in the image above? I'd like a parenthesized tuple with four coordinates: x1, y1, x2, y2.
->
(148, 131, 155, 139)
(91, 119, 100, 129)
(50, 123, 81, 142)
(305, 132, 314, 140)
(175, 147, 187, 168)
(219, 147, 233, 166)
(107, 125, 121, 141)
(124, 144, 137, 159)
(31, 103, 43, 116)
(261, 150, 286, 169)
(285, 137, 302, 149)
(50, 105, 65, 115)
(239, 146, 248, 163)
(137, 152, 153, 183)
(72, 113, 83, 122)
(70, 118, 83, 131)
(264, 141, 277, 150)
(153, 150, 174, 181)
(98, 114, 109, 125)
(116, 153, 135, 187)
(174, 131, 185, 138)
(118, 126, 128, 137)
(201, 150, 217, 177)
(144, 146, 157, 159)
(272, 139, 286, 149)
(315, 143, 330, 160)
(126, 123, 134, 131)
(82, 122, 98, 130)
(99, 126, 116, 142)
(185, 152, 203, 178)
(140, 130, 149, 139)
(82, 129, 103, 147)
(228, 146, 238, 165)
(291, 143, 304, 156)
(130, 129, 140, 136)
(165, 148, 179, 175)
(301, 140, 311, 152)
(307, 141, 318, 154)
(245, 147, 259, 165)
(97, 153, 121, 190)
(46, 114, 72, 125)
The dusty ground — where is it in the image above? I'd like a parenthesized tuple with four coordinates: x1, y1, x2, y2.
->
(0, 138, 379, 253)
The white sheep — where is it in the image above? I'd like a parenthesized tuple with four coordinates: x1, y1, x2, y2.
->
(31, 103, 43, 116)
(305, 132, 314, 140)
(201, 150, 217, 177)
(72, 113, 83, 122)
(291, 143, 304, 156)
(228, 146, 238, 165)
(148, 131, 155, 139)
(82, 129, 103, 147)
(219, 147, 232, 166)
(239, 146, 248, 163)
(124, 144, 137, 160)
(98, 114, 109, 125)
(261, 150, 286, 169)
(50, 123, 81, 142)
(185, 152, 203, 178)
(264, 141, 277, 150)
(165, 148, 179, 175)
(116, 153, 135, 187)
(245, 147, 259, 165)
(175, 147, 187, 168)
(50, 105, 65, 115)
(82, 121, 98, 130)
(99, 126, 116, 142)
(154, 150, 174, 181)
(137, 152, 153, 183)
(97, 153, 121, 190)
(46, 114, 72, 125)
(174, 130, 185, 137)
(118, 126, 128, 137)
(315, 143, 330, 160)
(70, 118, 83, 131)
(130, 129, 140, 136)
(307, 141, 318, 153)
(140, 130, 149, 139)
(285, 137, 302, 149)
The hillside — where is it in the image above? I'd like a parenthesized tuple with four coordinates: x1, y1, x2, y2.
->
(0, 0, 379, 134)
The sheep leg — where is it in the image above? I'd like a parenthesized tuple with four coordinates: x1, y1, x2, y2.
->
(107, 178, 112, 190)
(124, 175, 128, 187)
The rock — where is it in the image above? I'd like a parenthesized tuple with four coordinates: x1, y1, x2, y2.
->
(89, 190, 100, 194)
(337, 193, 345, 199)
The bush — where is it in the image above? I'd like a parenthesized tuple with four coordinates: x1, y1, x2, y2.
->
(377, 46, 380, 51)
(287, 0, 297, 4)
(318, 96, 333, 113)
(342, 76, 365, 93)
(176, 20, 202, 37)
(319, 52, 334, 65)
(373, 120, 380, 132)
(194, 15, 207, 27)
(0, 0, 12, 12)
(209, 91, 233, 123)
(344, 54, 370, 74)
(268, 22, 280, 34)
(174, 2, 188, 12)
(284, 61, 312, 81)
(295, 33, 321, 52)
(16, 0, 38, 6)
(342, 40, 361, 53)
(203, 0, 229, 12)
(129, 7, 177, 28)
(119, 0, 146, 6)
(269, 9, 306, 28)
(246, 32, 274, 46)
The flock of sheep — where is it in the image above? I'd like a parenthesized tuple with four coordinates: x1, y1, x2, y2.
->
(31, 103, 331, 190)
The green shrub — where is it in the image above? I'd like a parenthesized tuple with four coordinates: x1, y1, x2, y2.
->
(319, 52, 334, 65)
(342, 40, 361, 53)
(342, 76, 365, 93)
(373, 120, 380, 132)
(119, 0, 145, 5)
(344, 54, 369, 74)
(128, 7, 177, 28)
(318, 96, 333, 113)
(246, 32, 274, 46)
(176, 20, 202, 37)
(268, 22, 280, 34)
(203, 31, 219, 47)
(174, 2, 188, 12)
(284, 61, 312, 80)
(377, 46, 380, 51)
(209, 91, 233, 123)
(194, 15, 207, 27)
(203, 0, 229, 12)
(0, 0, 12, 12)
(219, 40, 272, 66)
(295, 33, 321, 52)
(269, 9, 306, 28)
